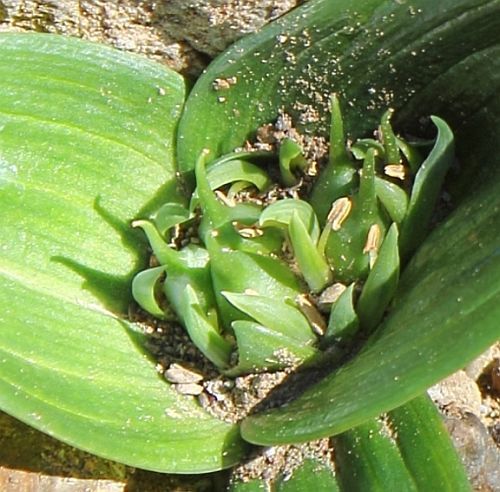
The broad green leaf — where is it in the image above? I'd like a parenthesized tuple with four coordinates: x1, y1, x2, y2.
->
(388, 394, 471, 491)
(176, 0, 499, 452)
(334, 395, 471, 491)
(177, 0, 499, 182)
(229, 479, 269, 492)
(0, 33, 246, 472)
(241, 177, 500, 445)
(333, 420, 418, 492)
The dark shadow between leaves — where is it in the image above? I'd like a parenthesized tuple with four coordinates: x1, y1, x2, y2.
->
(245, 342, 366, 419)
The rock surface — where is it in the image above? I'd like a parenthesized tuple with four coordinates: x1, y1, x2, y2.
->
(0, 0, 302, 76)
(430, 343, 500, 492)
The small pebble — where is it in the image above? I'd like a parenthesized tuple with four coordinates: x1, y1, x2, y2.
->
(318, 283, 347, 312)
(174, 383, 204, 396)
(164, 363, 203, 384)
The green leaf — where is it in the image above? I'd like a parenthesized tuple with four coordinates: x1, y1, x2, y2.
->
(307, 94, 359, 226)
(333, 419, 418, 492)
(259, 199, 320, 243)
(322, 284, 359, 347)
(379, 109, 401, 166)
(183, 286, 233, 369)
(323, 149, 387, 282)
(131, 266, 166, 319)
(241, 178, 500, 445)
(357, 223, 400, 333)
(176, 0, 499, 451)
(222, 292, 316, 344)
(399, 117, 455, 261)
(374, 177, 408, 224)
(154, 202, 191, 235)
(279, 138, 307, 186)
(208, 240, 304, 327)
(207, 157, 272, 192)
(189, 153, 272, 210)
(289, 212, 332, 293)
(276, 459, 338, 492)
(0, 33, 246, 472)
(334, 395, 472, 491)
(388, 394, 471, 491)
(230, 320, 318, 374)
(177, 0, 499, 176)
(229, 479, 269, 492)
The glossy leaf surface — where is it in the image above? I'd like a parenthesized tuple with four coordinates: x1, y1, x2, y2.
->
(241, 177, 500, 444)
(177, 0, 499, 187)
(334, 420, 418, 492)
(175, 0, 499, 447)
(388, 394, 471, 491)
(0, 33, 246, 472)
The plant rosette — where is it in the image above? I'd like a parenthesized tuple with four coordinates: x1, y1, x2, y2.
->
(0, 0, 499, 488)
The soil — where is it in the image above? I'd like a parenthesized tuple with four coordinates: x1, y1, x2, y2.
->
(0, 1, 498, 491)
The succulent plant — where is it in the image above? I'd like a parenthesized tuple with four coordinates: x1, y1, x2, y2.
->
(132, 96, 454, 378)
(0, 0, 498, 488)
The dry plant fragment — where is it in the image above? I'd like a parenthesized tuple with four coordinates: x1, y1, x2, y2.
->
(363, 223, 382, 268)
(327, 197, 352, 231)
(384, 164, 406, 180)
(295, 294, 327, 336)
